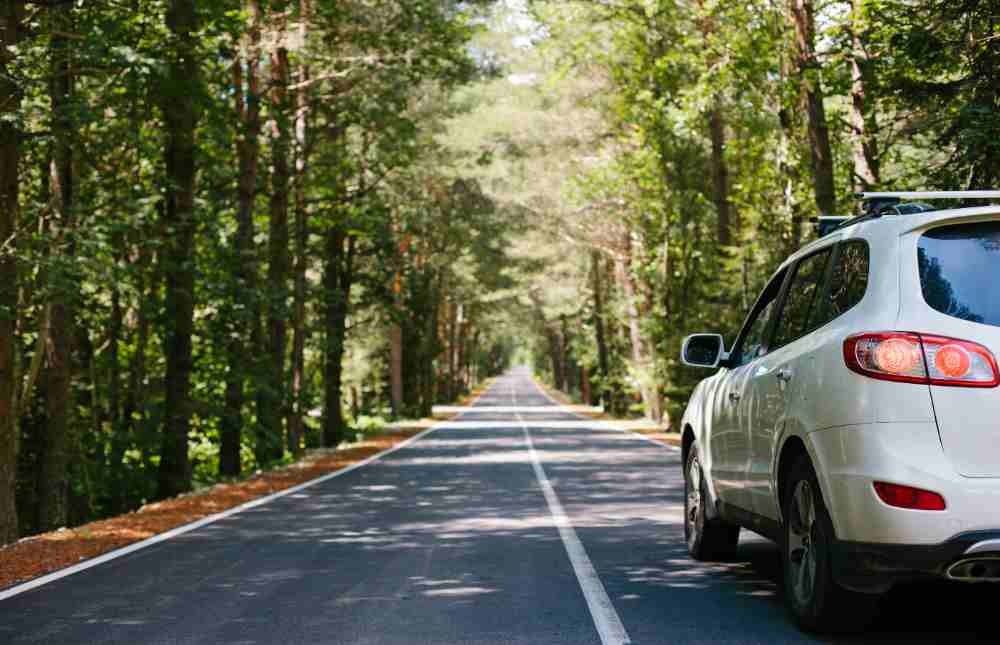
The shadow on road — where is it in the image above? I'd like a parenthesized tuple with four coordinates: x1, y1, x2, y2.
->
(3, 395, 998, 644)
(519, 423, 1000, 644)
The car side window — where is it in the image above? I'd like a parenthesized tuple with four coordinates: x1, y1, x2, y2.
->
(771, 248, 834, 350)
(731, 269, 786, 367)
(825, 240, 869, 320)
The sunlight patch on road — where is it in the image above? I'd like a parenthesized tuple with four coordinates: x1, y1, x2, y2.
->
(434, 405, 604, 414)
(421, 586, 498, 597)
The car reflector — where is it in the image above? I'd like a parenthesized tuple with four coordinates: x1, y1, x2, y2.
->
(873, 481, 946, 511)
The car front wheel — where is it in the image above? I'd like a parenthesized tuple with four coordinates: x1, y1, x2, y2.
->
(684, 442, 739, 560)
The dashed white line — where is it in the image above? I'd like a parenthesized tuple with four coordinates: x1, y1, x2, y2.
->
(517, 412, 632, 645)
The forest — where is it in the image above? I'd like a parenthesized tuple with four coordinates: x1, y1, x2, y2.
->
(0, 0, 997, 546)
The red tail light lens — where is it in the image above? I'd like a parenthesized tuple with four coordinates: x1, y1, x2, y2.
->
(873, 482, 946, 511)
(844, 332, 999, 387)
(920, 334, 998, 387)
(873, 337, 921, 375)
(844, 332, 927, 383)
(934, 344, 971, 378)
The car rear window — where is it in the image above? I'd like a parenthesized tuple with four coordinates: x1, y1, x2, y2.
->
(918, 221, 1000, 327)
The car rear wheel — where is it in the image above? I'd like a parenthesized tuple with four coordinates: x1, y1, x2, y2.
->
(782, 455, 879, 632)
(684, 443, 739, 560)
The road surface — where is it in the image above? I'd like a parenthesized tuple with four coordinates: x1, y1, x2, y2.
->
(1, 369, 995, 643)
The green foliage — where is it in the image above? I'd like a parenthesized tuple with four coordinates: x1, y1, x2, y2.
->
(470, 0, 997, 426)
(5, 0, 507, 539)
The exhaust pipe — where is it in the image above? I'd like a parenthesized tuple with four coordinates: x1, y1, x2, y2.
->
(946, 557, 1000, 582)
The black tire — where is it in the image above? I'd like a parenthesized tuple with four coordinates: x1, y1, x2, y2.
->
(782, 455, 879, 633)
(684, 442, 740, 560)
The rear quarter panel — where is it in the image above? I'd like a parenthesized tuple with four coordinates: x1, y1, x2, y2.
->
(897, 212, 1000, 478)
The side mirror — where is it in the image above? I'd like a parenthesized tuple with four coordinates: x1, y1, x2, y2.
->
(681, 334, 728, 369)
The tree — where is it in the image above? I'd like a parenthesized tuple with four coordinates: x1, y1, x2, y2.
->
(157, 0, 200, 498)
(877, 0, 1000, 187)
(261, 0, 293, 464)
(788, 0, 836, 215)
(0, 0, 25, 545)
(37, 0, 77, 531)
(221, 0, 264, 478)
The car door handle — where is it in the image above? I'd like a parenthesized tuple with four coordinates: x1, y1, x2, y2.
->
(728, 391, 741, 402)
(775, 368, 793, 382)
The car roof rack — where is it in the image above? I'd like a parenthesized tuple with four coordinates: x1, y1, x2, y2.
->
(858, 191, 1000, 200)
(857, 190, 1000, 218)
(815, 191, 1000, 238)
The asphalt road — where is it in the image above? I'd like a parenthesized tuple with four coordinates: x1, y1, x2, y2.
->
(2, 368, 997, 644)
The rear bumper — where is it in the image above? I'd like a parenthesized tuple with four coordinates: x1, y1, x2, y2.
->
(807, 422, 1000, 544)
(831, 530, 1000, 593)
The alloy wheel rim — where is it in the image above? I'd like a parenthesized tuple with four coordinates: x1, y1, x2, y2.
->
(686, 456, 702, 544)
(787, 479, 818, 606)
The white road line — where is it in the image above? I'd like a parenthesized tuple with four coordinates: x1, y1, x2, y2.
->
(1, 386, 493, 602)
(517, 412, 632, 645)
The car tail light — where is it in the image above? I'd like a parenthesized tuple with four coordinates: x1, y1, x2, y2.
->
(844, 332, 999, 387)
(920, 334, 998, 386)
(873, 481, 946, 511)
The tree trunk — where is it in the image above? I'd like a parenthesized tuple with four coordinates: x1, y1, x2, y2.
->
(849, 0, 879, 190)
(709, 103, 735, 245)
(287, 0, 310, 457)
(560, 314, 574, 393)
(777, 47, 805, 252)
(323, 230, 354, 447)
(157, 0, 199, 499)
(789, 0, 836, 215)
(220, 5, 261, 477)
(446, 301, 458, 400)
(617, 234, 663, 424)
(457, 315, 468, 394)
(107, 247, 127, 512)
(590, 250, 610, 407)
(127, 239, 153, 483)
(546, 328, 564, 391)
(261, 0, 291, 464)
(38, 4, 76, 531)
(389, 321, 403, 415)
(0, 0, 24, 545)
(696, 1, 737, 246)
(421, 281, 439, 415)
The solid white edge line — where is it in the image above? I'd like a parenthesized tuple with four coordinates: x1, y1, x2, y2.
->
(0, 387, 491, 602)
(530, 378, 681, 452)
(518, 412, 631, 645)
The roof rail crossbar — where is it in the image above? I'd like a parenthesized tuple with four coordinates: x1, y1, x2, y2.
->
(857, 191, 1000, 200)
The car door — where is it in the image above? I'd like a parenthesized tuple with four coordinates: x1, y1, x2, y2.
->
(744, 246, 836, 521)
(710, 268, 787, 512)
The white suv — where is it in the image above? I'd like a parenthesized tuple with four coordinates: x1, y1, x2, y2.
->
(679, 192, 1000, 631)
